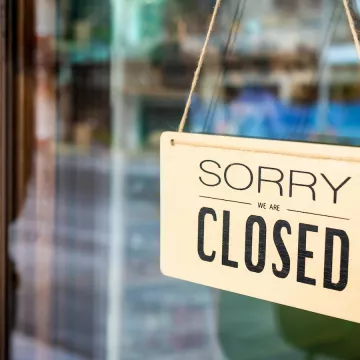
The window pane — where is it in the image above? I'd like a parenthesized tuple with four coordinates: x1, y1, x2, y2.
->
(8, 0, 360, 360)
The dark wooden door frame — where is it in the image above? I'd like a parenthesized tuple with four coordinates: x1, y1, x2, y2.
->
(0, 0, 7, 355)
(1, 0, 35, 357)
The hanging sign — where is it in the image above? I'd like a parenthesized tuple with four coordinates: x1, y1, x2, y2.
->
(161, 131, 360, 323)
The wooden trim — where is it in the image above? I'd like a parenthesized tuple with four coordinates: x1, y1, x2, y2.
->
(0, 0, 7, 356)
(11, 0, 35, 222)
(1, 0, 35, 356)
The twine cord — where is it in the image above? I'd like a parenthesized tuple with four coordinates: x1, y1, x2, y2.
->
(178, 0, 222, 132)
(203, 0, 248, 132)
(343, 0, 360, 60)
(178, 0, 360, 133)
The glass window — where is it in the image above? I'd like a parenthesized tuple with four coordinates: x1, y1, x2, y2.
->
(5, 0, 360, 359)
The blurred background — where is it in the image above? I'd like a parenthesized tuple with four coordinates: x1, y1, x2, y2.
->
(6, 0, 360, 359)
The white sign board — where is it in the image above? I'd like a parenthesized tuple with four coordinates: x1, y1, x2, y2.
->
(161, 131, 360, 323)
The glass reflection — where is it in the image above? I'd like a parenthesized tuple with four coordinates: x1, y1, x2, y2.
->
(7, 0, 360, 359)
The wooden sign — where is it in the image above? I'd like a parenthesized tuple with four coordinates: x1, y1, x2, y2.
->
(161, 131, 360, 323)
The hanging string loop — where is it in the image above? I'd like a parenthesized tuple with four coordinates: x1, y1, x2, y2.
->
(343, 0, 360, 60)
(178, 0, 222, 132)
(178, 0, 360, 133)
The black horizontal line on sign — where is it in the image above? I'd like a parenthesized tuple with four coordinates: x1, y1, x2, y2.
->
(199, 196, 251, 206)
(287, 209, 350, 221)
